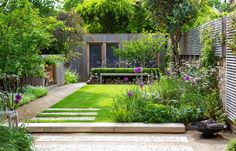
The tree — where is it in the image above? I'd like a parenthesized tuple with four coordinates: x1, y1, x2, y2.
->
(30, 0, 61, 17)
(63, 0, 82, 11)
(52, 11, 84, 64)
(0, 0, 52, 77)
(115, 34, 167, 67)
(76, 0, 135, 33)
(147, 0, 206, 64)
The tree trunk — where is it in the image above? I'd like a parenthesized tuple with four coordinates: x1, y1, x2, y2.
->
(170, 30, 182, 65)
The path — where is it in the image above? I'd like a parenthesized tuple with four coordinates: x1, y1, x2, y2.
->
(17, 83, 86, 121)
(33, 131, 227, 151)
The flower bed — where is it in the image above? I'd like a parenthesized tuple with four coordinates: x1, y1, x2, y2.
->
(88, 68, 159, 84)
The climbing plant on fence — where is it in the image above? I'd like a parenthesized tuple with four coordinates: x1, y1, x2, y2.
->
(200, 25, 217, 67)
(229, 13, 236, 55)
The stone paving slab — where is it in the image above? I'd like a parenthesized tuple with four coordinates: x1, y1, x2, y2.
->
(47, 108, 100, 111)
(35, 135, 189, 143)
(32, 117, 96, 121)
(35, 144, 194, 151)
(39, 112, 98, 116)
(26, 123, 185, 133)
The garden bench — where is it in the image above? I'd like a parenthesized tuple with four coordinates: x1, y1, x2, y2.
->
(100, 73, 149, 84)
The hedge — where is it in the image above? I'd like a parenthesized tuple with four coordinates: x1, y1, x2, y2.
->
(91, 68, 160, 75)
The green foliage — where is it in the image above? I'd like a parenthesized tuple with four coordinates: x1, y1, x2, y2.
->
(76, 0, 135, 33)
(76, 0, 156, 33)
(23, 86, 48, 98)
(200, 25, 217, 67)
(156, 76, 182, 101)
(115, 34, 166, 67)
(91, 68, 159, 75)
(64, 0, 82, 11)
(30, 0, 59, 17)
(0, 0, 52, 78)
(20, 86, 48, 106)
(229, 13, 236, 55)
(142, 103, 171, 123)
(43, 55, 64, 65)
(0, 126, 34, 151)
(227, 139, 236, 151)
(52, 11, 84, 63)
(64, 68, 79, 84)
(111, 65, 227, 124)
(173, 104, 203, 123)
(147, 0, 218, 63)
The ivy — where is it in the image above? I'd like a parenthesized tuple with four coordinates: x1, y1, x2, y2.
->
(229, 13, 236, 55)
(200, 25, 217, 67)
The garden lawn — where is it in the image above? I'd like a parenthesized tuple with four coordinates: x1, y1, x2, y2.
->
(32, 85, 133, 123)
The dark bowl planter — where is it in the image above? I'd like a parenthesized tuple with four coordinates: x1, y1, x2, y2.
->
(190, 119, 227, 135)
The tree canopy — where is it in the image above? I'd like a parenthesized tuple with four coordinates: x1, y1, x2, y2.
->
(0, 0, 52, 77)
(147, 0, 219, 64)
(76, 0, 156, 33)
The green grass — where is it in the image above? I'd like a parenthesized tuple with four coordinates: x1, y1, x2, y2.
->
(32, 85, 133, 123)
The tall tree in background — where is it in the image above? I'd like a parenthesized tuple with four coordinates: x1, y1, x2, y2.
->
(63, 0, 82, 11)
(147, 0, 207, 64)
(76, 0, 156, 33)
(53, 11, 84, 65)
(76, 0, 135, 33)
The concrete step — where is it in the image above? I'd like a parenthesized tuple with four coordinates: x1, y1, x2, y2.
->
(25, 123, 185, 133)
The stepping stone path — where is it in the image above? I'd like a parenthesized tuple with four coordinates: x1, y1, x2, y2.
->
(31, 108, 100, 122)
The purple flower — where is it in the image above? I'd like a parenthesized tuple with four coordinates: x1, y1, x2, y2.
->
(15, 99, 20, 104)
(127, 91, 133, 97)
(139, 82, 144, 88)
(15, 94, 22, 104)
(134, 67, 142, 73)
(166, 71, 171, 76)
(15, 94, 22, 101)
(183, 75, 191, 81)
(124, 77, 129, 82)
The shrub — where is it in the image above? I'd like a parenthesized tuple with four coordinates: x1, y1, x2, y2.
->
(19, 93, 36, 106)
(23, 86, 48, 98)
(142, 103, 171, 123)
(91, 68, 159, 75)
(64, 69, 79, 84)
(227, 139, 236, 151)
(156, 76, 183, 100)
(111, 87, 145, 122)
(19, 86, 48, 106)
(173, 105, 203, 123)
(0, 126, 34, 151)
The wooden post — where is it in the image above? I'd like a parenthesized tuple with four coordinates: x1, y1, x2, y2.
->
(102, 43, 106, 67)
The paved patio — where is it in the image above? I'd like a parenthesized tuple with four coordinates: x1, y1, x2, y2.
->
(33, 131, 228, 151)
(17, 83, 86, 121)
